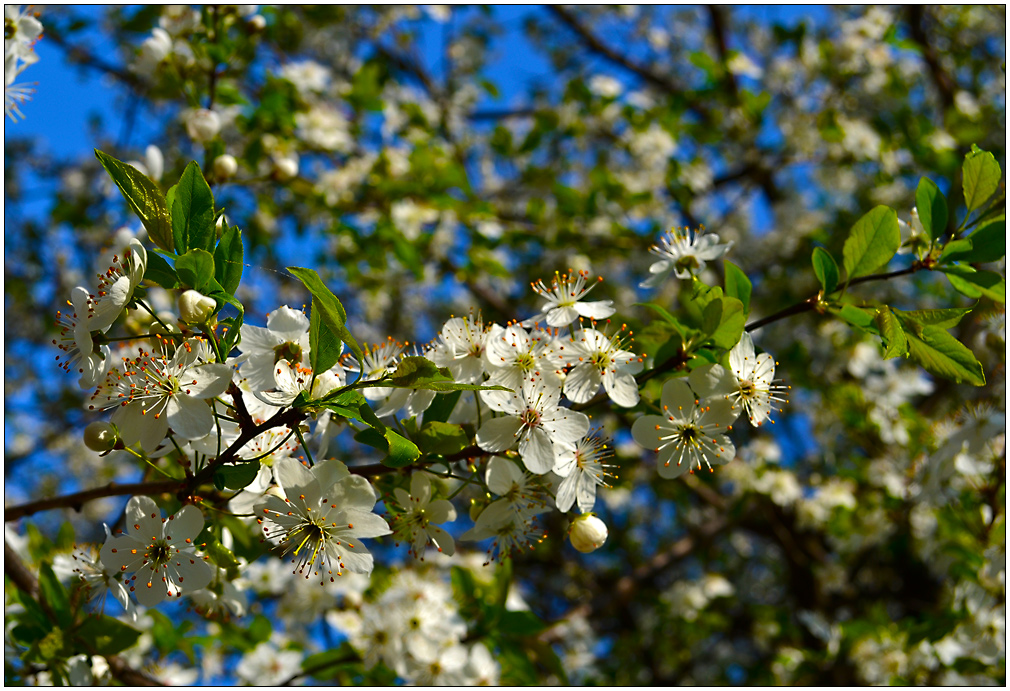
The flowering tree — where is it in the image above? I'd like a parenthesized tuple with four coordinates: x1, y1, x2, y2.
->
(5, 5, 1005, 686)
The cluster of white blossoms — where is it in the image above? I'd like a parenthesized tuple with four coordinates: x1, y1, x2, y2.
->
(631, 332, 789, 478)
(336, 568, 500, 685)
(4, 5, 42, 121)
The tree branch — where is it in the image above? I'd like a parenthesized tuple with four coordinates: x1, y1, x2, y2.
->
(906, 6, 956, 112)
(5, 481, 179, 523)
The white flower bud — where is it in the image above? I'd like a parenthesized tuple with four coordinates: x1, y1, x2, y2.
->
(569, 513, 608, 553)
(213, 154, 238, 179)
(273, 156, 299, 180)
(248, 14, 266, 31)
(184, 108, 221, 142)
(83, 421, 118, 452)
(178, 289, 217, 324)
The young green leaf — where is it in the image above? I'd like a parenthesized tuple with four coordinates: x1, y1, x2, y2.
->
(175, 249, 216, 293)
(723, 260, 752, 313)
(287, 266, 365, 364)
(354, 427, 421, 468)
(874, 307, 907, 359)
(892, 307, 974, 332)
(416, 421, 470, 456)
(904, 325, 985, 386)
(812, 247, 839, 294)
(829, 304, 879, 334)
(843, 205, 900, 281)
(938, 238, 974, 263)
(37, 562, 72, 628)
(76, 616, 142, 657)
(214, 224, 244, 295)
(962, 146, 1001, 214)
(95, 149, 174, 252)
(171, 161, 216, 254)
(915, 177, 948, 241)
(707, 296, 745, 349)
(423, 391, 463, 424)
(940, 221, 1006, 265)
(213, 461, 261, 491)
(389, 356, 453, 387)
(941, 266, 1006, 303)
(143, 251, 180, 289)
(309, 296, 343, 374)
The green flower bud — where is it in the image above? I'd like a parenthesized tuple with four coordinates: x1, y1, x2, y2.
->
(83, 421, 118, 452)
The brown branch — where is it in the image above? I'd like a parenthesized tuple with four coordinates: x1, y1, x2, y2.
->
(4, 541, 163, 686)
(5, 481, 179, 523)
(706, 5, 739, 100)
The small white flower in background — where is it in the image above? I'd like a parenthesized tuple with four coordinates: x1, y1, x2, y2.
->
(212, 153, 238, 179)
(391, 198, 440, 241)
(344, 337, 407, 401)
(403, 643, 469, 685)
(430, 312, 492, 384)
(462, 642, 501, 686)
(726, 333, 790, 426)
(569, 513, 608, 553)
(125, 144, 165, 182)
(897, 207, 931, 256)
(189, 567, 249, 621)
(183, 107, 221, 142)
(525, 270, 616, 328)
(640, 226, 733, 286)
(483, 322, 565, 392)
(80, 237, 148, 332)
(255, 358, 343, 407)
(588, 74, 623, 99)
(560, 326, 643, 407)
(476, 376, 590, 474)
(632, 377, 737, 479)
(256, 457, 392, 582)
(279, 59, 331, 94)
(554, 431, 616, 514)
(295, 103, 353, 152)
(99, 496, 213, 607)
(390, 472, 457, 558)
(237, 305, 313, 392)
(89, 337, 233, 452)
(235, 641, 303, 686)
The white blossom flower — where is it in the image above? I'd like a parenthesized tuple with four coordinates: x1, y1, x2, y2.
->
(256, 457, 392, 583)
(483, 322, 565, 392)
(553, 431, 616, 513)
(90, 337, 233, 452)
(560, 327, 643, 407)
(390, 472, 457, 558)
(344, 338, 407, 401)
(462, 643, 500, 686)
(237, 305, 313, 392)
(53, 535, 136, 621)
(189, 567, 248, 621)
(254, 359, 344, 407)
(726, 333, 789, 426)
(477, 377, 590, 474)
(182, 107, 221, 142)
(279, 59, 331, 94)
(99, 496, 213, 607)
(236, 641, 303, 686)
(525, 270, 616, 328)
(53, 286, 113, 389)
(430, 313, 492, 384)
(82, 238, 148, 332)
(897, 207, 931, 256)
(632, 378, 737, 478)
(641, 226, 733, 286)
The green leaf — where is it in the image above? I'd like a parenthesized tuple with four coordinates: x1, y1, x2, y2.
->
(214, 224, 244, 295)
(94, 149, 174, 252)
(942, 221, 1006, 264)
(723, 261, 751, 313)
(915, 177, 948, 241)
(76, 616, 141, 656)
(170, 161, 216, 254)
(423, 391, 462, 424)
(213, 461, 261, 491)
(416, 421, 470, 456)
(892, 307, 973, 332)
(938, 238, 974, 263)
(962, 146, 1001, 214)
(287, 267, 364, 364)
(830, 304, 879, 334)
(309, 296, 343, 374)
(705, 296, 746, 350)
(634, 303, 686, 333)
(904, 325, 985, 386)
(316, 389, 369, 421)
(811, 247, 839, 294)
(498, 610, 549, 637)
(941, 267, 1006, 303)
(143, 251, 179, 289)
(874, 307, 907, 359)
(842, 205, 900, 280)
(38, 562, 72, 628)
(175, 249, 216, 293)
(389, 356, 453, 387)
(354, 427, 421, 468)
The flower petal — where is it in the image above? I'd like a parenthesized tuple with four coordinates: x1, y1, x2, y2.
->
(476, 416, 523, 453)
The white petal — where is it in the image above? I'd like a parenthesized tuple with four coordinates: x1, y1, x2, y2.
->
(574, 300, 616, 320)
(689, 363, 735, 398)
(485, 457, 522, 495)
(476, 416, 523, 453)
(183, 363, 233, 399)
(575, 472, 599, 513)
(632, 415, 665, 451)
(517, 427, 555, 474)
(555, 473, 577, 512)
(603, 371, 640, 407)
(541, 408, 590, 444)
(166, 394, 215, 440)
(545, 305, 579, 327)
(563, 364, 601, 403)
(659, 379, 696, 421)
(132, 568, 171, 607)
(165, 505, 204, 545)
(426, 525, 455, 556)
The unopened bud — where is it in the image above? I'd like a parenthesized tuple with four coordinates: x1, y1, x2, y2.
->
(84, 421, 118, 452)
(569, 513, 608, 553)
(184, 108, 221, 143)
(213, 154, 238, 180)
(179, 290, 217, 324)
(248, 14, 266, 31)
